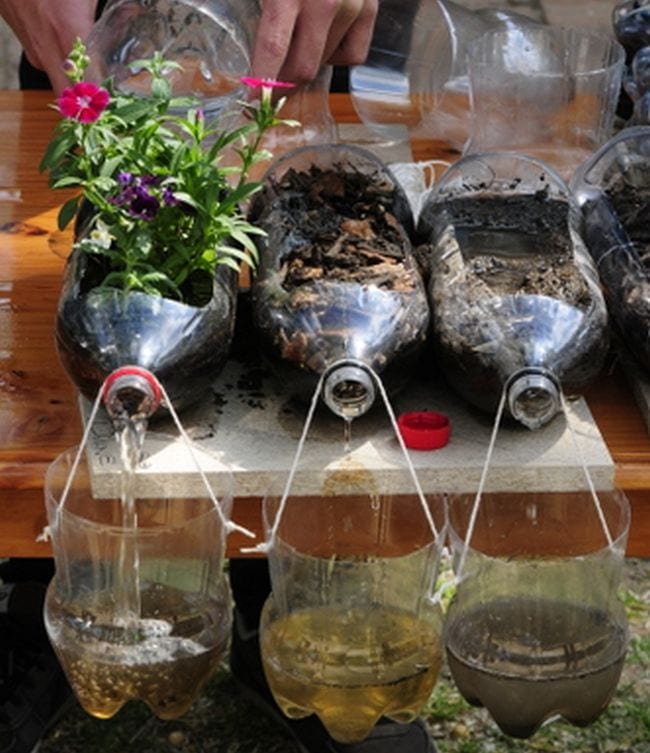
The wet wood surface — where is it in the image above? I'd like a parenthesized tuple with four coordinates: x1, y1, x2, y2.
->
(0, 91, 648, 558)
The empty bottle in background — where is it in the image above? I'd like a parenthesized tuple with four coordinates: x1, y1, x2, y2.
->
(418, 152, 609, 429)
(249, 144, 430, 419)
(349, 0, 540, 151)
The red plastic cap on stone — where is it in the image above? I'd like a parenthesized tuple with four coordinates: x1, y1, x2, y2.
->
(398, 411, 451, 450)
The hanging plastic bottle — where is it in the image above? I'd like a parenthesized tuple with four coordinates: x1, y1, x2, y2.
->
(571, 125, 650, 375)
(42, 368, 253, 719)
(444, 488, 630, 738)
(242, 367, 447, 744)
(439, 376, 630, 739)
(418, 152, 609, 429)
(249, 143, 430, 419)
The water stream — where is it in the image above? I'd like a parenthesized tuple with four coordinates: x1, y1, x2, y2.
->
(112, 413, 149, 624)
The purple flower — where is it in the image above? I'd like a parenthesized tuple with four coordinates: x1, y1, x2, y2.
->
(129, 189, 160, 219)
(162, 186, 178, 207)
(110, 173, 161, 220)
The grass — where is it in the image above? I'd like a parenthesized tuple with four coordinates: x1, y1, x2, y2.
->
(40, 559, 650, 753)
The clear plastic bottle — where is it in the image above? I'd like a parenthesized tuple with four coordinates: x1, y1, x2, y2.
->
(44, 441, 234, 720)
(249, 144, 430, 419)
(349, 0, 540, 151)
(571, 125, 650, 375)
(418, 152, 609, 429)
(444, 490, 630, 738)
(85, 0, 260, 120)
(55, 248, 238, 412)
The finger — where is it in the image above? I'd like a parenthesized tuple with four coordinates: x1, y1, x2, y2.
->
(327, 0, 378, 66)
(251, 0, 301, 81)
(321, 0, 366, 62)
(274, 0, 347, 83)
(49, 64, 76, 96)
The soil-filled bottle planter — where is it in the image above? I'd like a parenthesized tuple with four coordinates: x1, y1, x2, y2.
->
(56, 247, 238, 412)
(249, 144, 430, 418)
(419, 153, 609, 429)
(572, 126, 650, 376)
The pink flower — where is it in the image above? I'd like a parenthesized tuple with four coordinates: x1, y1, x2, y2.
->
(57, 82, 110, 123)
(241, 76, 295, 90)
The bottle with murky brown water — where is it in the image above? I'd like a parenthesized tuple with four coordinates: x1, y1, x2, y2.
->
(444, 490, 630, 738)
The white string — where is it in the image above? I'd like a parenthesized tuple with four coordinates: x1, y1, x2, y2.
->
(241, 359, 441, 555)
(371, 364, 440, 539)
(560, 392, 613, 547)
(240, 369, 328, 555)
(159, 382, 256, 540)
(49, 388, 106, 527)
(50, 370, 255, 541)
(454, 386, 508, 586)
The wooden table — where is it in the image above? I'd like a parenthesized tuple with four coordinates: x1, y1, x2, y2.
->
(1, 91, 648, 558)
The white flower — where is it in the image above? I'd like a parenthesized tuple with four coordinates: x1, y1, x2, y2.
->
(89, 219, 114, 250)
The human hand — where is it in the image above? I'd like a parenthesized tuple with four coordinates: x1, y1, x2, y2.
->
(251, 0, 378, 83)
(0, 0, 98, 92)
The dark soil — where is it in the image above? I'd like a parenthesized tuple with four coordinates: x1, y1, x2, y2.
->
(425, 194, 607, 416)
(251, 162, 430, 403)
(430, 194, 589, 303)
(590, 176, 650, 373)
(262, 164, 417, 294)
(608, 178, 650, 269)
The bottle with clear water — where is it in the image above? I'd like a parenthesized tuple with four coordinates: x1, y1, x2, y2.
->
(85, 0, 260, 120)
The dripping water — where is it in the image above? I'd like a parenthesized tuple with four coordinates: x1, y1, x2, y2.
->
(343, 417, 352, 453)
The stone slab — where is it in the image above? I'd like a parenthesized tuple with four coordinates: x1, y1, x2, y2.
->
(82, 356, 614, 500)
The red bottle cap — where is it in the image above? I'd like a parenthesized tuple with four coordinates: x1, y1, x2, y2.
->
(102, 366, 163, 408)
(398, 411, 451, 450)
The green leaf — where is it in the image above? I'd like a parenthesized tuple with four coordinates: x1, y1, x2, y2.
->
(229, 228, 259, 254)
(112, 99, 156, 123)
(218, 245, 257, 265)
(217, 255, 246, 273)
(39, 131, 76, 173)
(51, 175, 83, 189)
(57, 195, 81, 230)
(151, 77, 171, 100)
(99, 155, 124, 178)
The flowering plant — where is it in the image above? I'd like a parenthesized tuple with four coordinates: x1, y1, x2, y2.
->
(40, 40, 296, 303)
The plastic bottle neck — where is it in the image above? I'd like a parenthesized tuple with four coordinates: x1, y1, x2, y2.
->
(322, 362, 376, 419)
(506, 368, 561, 430)
(102, 366, 162, 422)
